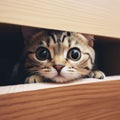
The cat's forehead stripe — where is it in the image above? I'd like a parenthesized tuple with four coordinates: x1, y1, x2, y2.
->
(49, 32, 68, 43)
(50, 34, 56, 43)
(61, 35, 67, 42)
(68, 39, 71, 47)
(47, 32, 81, 49)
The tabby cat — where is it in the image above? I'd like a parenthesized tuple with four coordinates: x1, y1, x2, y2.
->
(11, 27, 105, 84)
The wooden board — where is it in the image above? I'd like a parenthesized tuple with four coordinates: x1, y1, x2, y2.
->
(0, 80, 120, 120)
(0, 0, 120, 38)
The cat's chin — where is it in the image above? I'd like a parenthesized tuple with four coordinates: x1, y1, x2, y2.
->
(52, 76, 73, 83)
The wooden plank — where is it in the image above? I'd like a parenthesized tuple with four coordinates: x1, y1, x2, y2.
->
(0, 0, 120, 38)
(0, 80, 120, 120)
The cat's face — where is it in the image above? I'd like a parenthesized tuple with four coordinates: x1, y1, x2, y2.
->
(22, 28, 95, 83)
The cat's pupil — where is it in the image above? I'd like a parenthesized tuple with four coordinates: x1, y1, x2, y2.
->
(68, 48, 81, 61)
(71, 50, 79, 59)
(36, 47, 50, 60)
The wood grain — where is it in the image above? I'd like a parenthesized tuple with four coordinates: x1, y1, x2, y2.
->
(0, 80, 120, 120)
(0, 0, 120, 38)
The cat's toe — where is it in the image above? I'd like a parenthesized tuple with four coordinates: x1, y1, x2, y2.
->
(25, 75, 42, 83)
(89, 70, 105, 79)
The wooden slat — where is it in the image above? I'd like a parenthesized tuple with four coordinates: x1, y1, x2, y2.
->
(0, 80, 120, 120)
(0, 0, 120, 38)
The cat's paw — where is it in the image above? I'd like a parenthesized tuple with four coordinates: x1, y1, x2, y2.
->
(25, 75, 43, 83)
(89, 70, 105, 79)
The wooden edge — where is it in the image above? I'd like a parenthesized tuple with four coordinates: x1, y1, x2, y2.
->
(0, 78, 120, 120)
(0, 76, 120, 95)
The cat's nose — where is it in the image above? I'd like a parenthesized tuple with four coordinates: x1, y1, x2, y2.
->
(53, 64, 64, 73)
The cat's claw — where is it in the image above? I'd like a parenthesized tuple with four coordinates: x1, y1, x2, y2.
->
(25, 75, 42, 83)
(89, 70, 105, 79)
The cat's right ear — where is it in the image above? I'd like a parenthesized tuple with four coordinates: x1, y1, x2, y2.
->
(21, 26, 40, 44)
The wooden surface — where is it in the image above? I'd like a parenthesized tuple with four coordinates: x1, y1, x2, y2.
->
(0, 80, 120, 120)
(0, 0, 120, 38)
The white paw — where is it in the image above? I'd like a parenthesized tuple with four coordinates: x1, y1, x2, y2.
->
(89, 70, 105, 79)
(25, 75, 43, 83)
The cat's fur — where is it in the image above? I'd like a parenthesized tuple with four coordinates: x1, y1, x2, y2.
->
(11, 27, 105, 84)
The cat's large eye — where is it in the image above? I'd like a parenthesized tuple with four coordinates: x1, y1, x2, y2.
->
(67, 47, 81, 61)
(36, 47, 51, 61)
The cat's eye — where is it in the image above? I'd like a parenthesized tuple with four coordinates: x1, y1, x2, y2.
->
(67, 48, 81, 61)
(36, 47, 51, 61)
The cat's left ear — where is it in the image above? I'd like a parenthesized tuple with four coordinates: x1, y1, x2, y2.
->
(82, 34, 94, 47)
(21, 26, 43, 45)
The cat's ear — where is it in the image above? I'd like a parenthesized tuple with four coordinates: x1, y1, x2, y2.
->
(82, 34, 94, 47)
(21, 26, 41, 44)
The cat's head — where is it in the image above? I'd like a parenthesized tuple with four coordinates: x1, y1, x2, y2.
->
(22, 27, 95, 83)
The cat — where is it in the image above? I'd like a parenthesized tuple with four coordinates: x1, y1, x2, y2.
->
(11, 27, 105, 84)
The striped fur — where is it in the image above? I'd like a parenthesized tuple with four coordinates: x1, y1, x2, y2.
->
(15, 28, 105, 83)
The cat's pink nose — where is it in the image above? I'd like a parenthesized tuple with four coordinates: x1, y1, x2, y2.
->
(53, 64, 64, 72)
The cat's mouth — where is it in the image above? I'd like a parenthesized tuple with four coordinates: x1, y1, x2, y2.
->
(42, 67, 78, 83)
